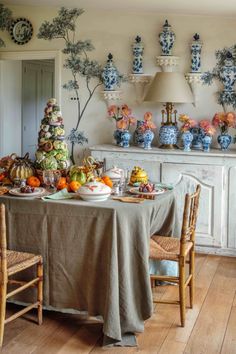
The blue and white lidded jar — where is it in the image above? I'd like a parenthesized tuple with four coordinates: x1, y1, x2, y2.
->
(190, 33, 203, 73)
(159, 20, 176, 56)
(132, 35, 144, 74)
(143, 130, 154, 150)
(102, 53, 119, 91)
(181, 131, 193, 152)
(219, 51, 236, 94)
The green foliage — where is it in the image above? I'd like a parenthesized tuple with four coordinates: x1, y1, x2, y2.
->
(37, 7, 106, 164)
(0, 3, 13, 47)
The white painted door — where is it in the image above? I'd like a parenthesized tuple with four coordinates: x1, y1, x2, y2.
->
(22, 60, 54, 159)
(162, 162, 225, 248)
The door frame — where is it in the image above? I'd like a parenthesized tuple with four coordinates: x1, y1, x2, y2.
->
(0, 50, 61, 155)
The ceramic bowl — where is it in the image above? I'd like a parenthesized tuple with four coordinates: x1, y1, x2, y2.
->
(77, 180, 111, 202)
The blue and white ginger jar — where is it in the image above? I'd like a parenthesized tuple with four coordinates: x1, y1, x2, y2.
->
(159, 20, 176, 56)
(191, 33, 203, 73)
(201, 135, 212, 152)
(143, 129, 154, 150)
(114, 129, 131, 148)
(217, 133, 232, 151)
(181, 131, 193, 152)
(133, 120, 145, 147)
(190, 127, 203, 150)
(102, 53, 119, 91)
(132, 35, 144, 74)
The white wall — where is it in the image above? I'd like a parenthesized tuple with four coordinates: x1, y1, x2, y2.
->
(0, 5, 236, 160)
(0, 60, 22, 156)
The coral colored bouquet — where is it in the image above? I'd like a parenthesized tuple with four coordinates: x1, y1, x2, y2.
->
(212, 112, 236, 134)
(108, 104, 136, 130)
(199, 120, 216, 136)
(139, 112, 156, 132)
(178, 114, 198, 132)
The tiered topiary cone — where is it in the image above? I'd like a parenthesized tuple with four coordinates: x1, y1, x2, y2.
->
(35, 98, 70, 171)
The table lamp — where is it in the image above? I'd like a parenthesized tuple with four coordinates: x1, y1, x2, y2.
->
(144, 72, 194, 148)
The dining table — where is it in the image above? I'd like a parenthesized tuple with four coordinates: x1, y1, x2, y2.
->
(0, 189, 179, 346)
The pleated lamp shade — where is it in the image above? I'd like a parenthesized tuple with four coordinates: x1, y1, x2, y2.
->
(144, 72, 194, 103)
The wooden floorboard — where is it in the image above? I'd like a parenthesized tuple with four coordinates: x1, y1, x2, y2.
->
(1, 254, 236, 354)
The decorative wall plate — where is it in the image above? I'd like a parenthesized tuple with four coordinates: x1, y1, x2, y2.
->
(10, 18, 33, 45)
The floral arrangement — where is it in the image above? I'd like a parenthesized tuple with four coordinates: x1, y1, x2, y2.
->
(178, 114, 197, 132)
(212, 112, 236, 134)
(199, 120, 216, 136)
(108, 104, 136, 130)
(139, 112, 156, 132)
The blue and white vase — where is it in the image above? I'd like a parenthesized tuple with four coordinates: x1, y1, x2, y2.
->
(190, 33, 203, 73)
(120, 130, 131, 148)
(201, 135, 212, 152)
(159, 124, 178, 147)
(181, 131, 193, 152)
(159, 20, 176, 56)
(190, 127, 203, 150)
(132, 35, 144, 74)
(219, 51, 236, 105)
(143, 129, 154, 150)
(114, 129, 123, 146)
(133, 120, 145, 147)
(102, 53, 119, 91)
(217, 133, 232, 151)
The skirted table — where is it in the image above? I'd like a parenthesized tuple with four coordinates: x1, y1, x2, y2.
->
(0, 192, 178, 346)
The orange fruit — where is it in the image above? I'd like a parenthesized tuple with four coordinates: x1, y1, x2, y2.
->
(57, 177, 67, 190)
(102, 176, 113, 188)
(27, 176, 41, 187)
(69, 180, 81, 192)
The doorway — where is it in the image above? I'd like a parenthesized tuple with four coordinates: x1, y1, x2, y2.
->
(22, 59, 54, 158)
(0, 50, 61, 157)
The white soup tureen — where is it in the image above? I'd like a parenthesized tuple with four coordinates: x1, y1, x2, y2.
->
(78, 180, 111, 202)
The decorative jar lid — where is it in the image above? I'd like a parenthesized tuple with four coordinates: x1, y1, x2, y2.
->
(103, 166, 124, 181)
(78, 180, 111, 196)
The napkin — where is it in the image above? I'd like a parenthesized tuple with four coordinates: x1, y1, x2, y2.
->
(41, 188, 74, 200)
(155, 183, 174, 190)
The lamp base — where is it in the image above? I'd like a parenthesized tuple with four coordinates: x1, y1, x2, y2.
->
(159, 144, 179, 149)
(159, 124, 179, 148)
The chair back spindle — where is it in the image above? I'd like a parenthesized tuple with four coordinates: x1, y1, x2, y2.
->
(0, 203, 7, 284)
(180, 185, 201, 256)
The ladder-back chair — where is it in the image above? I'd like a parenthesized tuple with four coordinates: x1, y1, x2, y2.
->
(149, 184, 201, 327)
(0, 203, 43, 347)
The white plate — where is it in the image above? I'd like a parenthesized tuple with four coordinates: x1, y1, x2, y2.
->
(9, 187, 45, 197)
(129, 187, 165, 196)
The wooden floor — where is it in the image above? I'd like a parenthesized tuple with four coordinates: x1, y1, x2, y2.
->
(1, 254, 236, 354)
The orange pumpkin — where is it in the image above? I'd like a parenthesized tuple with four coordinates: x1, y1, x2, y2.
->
(102, 176, 113, 188)
(57, 177, 67, 190)
(69, 181, 81, 192)
(27, 176, 41, 187)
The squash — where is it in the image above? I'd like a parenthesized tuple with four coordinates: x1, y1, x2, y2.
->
(9, 153, 35, 181)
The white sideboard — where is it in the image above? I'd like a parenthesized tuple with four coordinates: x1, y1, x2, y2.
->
(90, 144, 236, 257)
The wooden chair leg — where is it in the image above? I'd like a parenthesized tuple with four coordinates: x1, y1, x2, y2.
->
(0, 282, 7, 347)
(189, 249, 195, 309)
(37, 261, 43, 325)
(179, 257, 186, 327)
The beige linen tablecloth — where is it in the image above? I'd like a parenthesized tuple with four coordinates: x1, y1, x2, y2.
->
(0, 192, 177, 346)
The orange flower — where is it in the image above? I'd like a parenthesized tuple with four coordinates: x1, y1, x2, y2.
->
(144, 112, 153, 121)
(121, 104, 131, 117)
(116, 119, 128, 130)
(108, 105, 118, 117)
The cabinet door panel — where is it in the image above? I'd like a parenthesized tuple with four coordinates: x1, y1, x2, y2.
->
(162, 163, 224, 247)
(228, 167, 236, 249)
